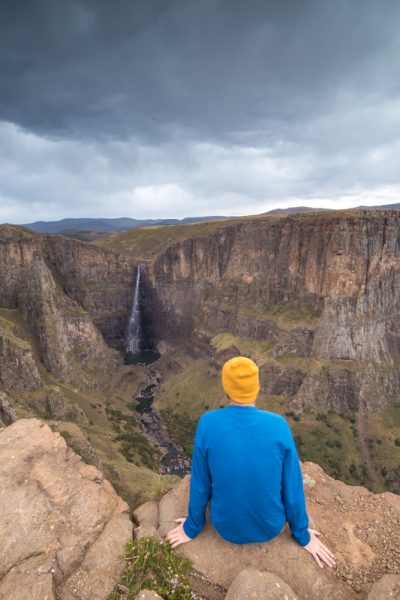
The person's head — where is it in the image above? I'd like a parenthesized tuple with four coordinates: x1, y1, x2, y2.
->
(221, 356, 260, 405)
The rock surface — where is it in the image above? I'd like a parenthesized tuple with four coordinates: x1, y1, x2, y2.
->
(367, 574, 400, 599)
(0, 418, 133, 600)
(0, 392, 17, 426)
(133, 461, 400, 600)
(225, 567, 297, 599)
(134, 591, 164, 600)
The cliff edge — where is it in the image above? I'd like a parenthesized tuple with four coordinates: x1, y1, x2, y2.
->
(134, 461, 400, 599)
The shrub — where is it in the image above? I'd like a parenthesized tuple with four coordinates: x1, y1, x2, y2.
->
(108, 536, 198, 599)
(147, 473, 179, 501)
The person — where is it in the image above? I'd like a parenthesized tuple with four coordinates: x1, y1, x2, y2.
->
(165, 356, 336, 569)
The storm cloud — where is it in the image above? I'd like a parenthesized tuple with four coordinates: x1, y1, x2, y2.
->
(1, 0, 400, 222)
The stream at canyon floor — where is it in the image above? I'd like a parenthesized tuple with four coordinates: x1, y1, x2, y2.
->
(133, 363, 191, 476)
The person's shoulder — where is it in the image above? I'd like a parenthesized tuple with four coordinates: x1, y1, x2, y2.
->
(199, 408, 224, 422)
(256, 409, 292, 430)
(196, 408, 223, 434)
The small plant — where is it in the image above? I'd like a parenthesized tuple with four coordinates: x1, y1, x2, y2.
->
(59, 430, 72, 442)
(183, 443, 194, 456)
(108, 536, 199, 599)
(147, 473, 180, 501)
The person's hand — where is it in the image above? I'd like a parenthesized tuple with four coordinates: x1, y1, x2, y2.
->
(165, 517, 192, 548)
(304, 529, 336, 569)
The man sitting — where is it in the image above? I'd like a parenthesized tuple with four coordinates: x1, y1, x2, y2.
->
(166, 356, 336, 569)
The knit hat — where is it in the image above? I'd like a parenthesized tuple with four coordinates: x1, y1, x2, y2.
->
(222, 356, 260, 404)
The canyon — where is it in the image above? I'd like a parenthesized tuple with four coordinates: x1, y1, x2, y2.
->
(1, 209, 400, 598)
(0, 210, 399, 502)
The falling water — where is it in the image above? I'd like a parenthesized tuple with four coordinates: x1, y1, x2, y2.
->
(125, 266, 141, 353)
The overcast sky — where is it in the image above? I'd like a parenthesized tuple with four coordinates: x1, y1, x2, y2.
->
(1, 0, 400, 223)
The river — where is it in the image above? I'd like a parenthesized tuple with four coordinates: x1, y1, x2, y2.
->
(134, 364, 192, 476)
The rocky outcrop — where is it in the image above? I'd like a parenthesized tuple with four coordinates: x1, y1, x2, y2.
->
(0, 225, 136, 384)
(145, 211, 400, 413)
(225, 568, 297, 600)
(0, 317, 42, 392)
(0, 418, 133, 600)
(133, 461, 400, 600)
(0, 392, 17, 426)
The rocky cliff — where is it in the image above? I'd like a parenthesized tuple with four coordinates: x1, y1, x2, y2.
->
(1, 418, 397, 600)
(134, 460, 400, 600)
(145, 210, 400, 415)
(0, 225, 164, 509)
(0, 418, 133, 600)
(0, 226, 138, 387)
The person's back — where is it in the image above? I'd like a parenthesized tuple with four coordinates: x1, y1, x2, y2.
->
(166, 356, 336, 569)
(192, 405, 309, 545)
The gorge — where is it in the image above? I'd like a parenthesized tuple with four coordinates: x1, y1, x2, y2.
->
(1, 209, 400, 598)
(0, 209, 399, 506)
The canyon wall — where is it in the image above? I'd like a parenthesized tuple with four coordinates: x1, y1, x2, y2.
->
(0, 225, 136, 386)
(146, 210, 400, 413)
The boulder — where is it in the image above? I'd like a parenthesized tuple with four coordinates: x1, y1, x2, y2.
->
(225, 567, 297, 600)
(0, 391, 17, 426)
(46, 390, 66, 419)
(135, 461, 400, 599)
(0, 418, 133, 600)
(135, 591, 164, 600)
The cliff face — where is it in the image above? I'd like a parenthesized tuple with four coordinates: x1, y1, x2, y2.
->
(0, 225, 137, 383)
(146, 211, 400, 413)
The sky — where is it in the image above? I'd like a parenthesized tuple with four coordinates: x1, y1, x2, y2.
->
(1, 0, 400, 223)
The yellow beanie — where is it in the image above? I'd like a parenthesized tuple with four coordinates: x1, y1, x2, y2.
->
(222, 356, 260, 404)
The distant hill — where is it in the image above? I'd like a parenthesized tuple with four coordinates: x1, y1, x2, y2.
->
(20, 216, 229, 236)
(357, 202, 400, 210)
(263, 206, 328, 215)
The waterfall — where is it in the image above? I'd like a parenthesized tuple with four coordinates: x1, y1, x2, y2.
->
(125, 266, 141, 353)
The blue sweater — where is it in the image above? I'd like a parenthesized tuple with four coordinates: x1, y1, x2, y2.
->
(182, 405, 311, 546)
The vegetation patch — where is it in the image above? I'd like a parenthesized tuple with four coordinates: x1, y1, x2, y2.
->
(147, 473, 181, 501)
(93, 218, 235, 260)
(106, 407, 161, 470)
(211, 332, 273, 362)
(160, 408, 198, 456)
(108, 536, 198, 599)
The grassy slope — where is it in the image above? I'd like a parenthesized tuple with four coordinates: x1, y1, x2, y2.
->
(92, 217, 238, 260)
(154, 335, 399, 493)
(0, 308, 174, 508)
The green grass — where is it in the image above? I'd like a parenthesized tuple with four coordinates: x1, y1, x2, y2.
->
(108, 536, 196, 599)
(155, 353, 395, 491)
(237, 302, 321, 330)
(92, 218, 237, 260)
(364, 400, 400, 491)
(146, 473, 181, 501)
(107, 406, 161, 470)
(211, 332, 273, 362)
(153, 355, 225, 418)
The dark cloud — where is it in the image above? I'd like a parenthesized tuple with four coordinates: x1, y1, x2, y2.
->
(1, 0, 399, 142)
(0, 1, 400, 222)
